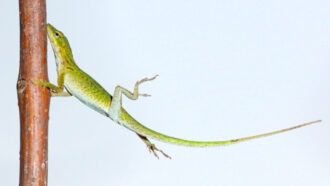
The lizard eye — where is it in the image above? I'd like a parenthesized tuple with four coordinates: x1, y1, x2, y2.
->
(54, 32, 61, 38)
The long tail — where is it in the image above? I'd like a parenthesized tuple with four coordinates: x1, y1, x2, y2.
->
(120, 110, 321, 147)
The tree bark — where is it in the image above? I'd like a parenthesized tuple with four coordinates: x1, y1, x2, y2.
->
(17, 0, 49, 185)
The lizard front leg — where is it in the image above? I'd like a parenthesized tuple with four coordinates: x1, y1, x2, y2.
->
(32, 72, 71, 97)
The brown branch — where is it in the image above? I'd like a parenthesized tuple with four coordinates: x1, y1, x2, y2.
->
(17, 0, 49, 185)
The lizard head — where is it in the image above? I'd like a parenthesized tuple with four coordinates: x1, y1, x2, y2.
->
(47, 24, 74, 65)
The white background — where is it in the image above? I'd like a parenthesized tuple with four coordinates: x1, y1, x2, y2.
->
(1, 0, 329, 185)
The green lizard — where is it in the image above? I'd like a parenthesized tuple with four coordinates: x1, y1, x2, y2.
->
(34, 24, 321, 159)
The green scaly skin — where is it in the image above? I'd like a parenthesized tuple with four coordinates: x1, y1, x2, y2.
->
(35, 24, 321, 159)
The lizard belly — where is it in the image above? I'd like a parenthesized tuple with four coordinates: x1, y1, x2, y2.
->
(64, 72, 111, 117)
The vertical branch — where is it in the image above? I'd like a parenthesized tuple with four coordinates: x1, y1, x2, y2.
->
(17, 0, 49, 185)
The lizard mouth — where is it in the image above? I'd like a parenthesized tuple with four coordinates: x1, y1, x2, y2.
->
(46, 24, 57, 46)
(46, 24, 53, 39)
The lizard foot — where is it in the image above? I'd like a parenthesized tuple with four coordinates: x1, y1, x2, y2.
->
(134, 75, 159, 97)
(146, 143, 172, 159)
(31, 80, 48, 91)
(137, 134, 171, 159)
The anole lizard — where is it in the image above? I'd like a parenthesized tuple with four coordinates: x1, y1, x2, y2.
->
(34, 24, 321, 159)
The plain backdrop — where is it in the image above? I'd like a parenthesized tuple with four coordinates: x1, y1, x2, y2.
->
(1, 0, 330, 185)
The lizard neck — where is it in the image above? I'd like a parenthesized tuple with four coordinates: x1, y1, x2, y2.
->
(54, 50, 77, 75)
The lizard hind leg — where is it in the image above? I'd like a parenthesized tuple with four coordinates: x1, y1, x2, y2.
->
(137, 134, 171, 159)
(108, 75, 158, 119)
